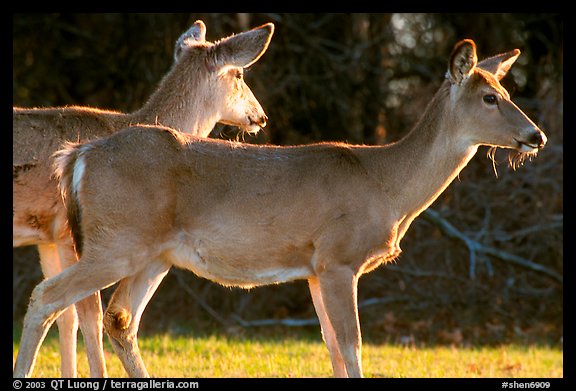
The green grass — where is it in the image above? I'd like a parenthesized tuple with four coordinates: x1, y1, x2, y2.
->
(13, 324, 563, 378)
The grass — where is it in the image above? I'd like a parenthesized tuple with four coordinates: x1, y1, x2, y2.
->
(13, 324, 563, 378)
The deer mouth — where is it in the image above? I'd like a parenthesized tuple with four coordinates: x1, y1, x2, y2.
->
(241, 122, 266, 134)
(222, 113, 267, 135)
(237, 116, 267, 135)
(240, 122, 264, 135)
(514, 138, 543, 153)
(219, 120, 263, 135)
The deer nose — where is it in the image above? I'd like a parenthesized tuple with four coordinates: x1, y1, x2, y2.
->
(530, 129, 547, 149)
(251, 114, 267, 128)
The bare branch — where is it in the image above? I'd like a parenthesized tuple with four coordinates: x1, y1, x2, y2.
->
(231, 315, 318, 328)
(491, 219, 563, 242)
(422, 208, 562, 283)
(173, 271, 230, 327)
(230, 295, 411, 328)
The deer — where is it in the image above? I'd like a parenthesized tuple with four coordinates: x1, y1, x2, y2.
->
(14, 39, 547, 378)
(13, 20, 274, 378)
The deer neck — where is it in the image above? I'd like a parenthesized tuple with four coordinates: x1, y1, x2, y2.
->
(128, 65, 218, 137)
(370, 84, 479, 220)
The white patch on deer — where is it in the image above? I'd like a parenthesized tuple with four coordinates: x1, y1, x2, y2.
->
(72, 153, 86, 198)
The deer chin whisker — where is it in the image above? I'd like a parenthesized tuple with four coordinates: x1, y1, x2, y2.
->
(508, 150, 537, 171)
(486, 146, 537, 176)
(487, 146, 499, 178)
(241, 124, 262, 135)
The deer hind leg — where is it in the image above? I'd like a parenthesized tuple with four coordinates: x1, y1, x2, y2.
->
(36, 243, 78, 378)
(57, 243, 107, 378)
(313, 265, 363, 378)
(103, 261, 171, 378)
(14, 258, 126, 378)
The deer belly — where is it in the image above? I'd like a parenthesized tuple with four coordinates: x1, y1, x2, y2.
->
(164, 240, 312, 288)
(13, 216, 52, 247)
(13, 225, 44, 247)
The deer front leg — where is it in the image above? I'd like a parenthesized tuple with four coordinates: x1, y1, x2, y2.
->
(308, 276, 347, 377)
(103, 261, 171, 378)
(14, 261, 124, 378)
(75, 293, 106, 377)
(37, 243, 78, 378)
(313, 265, 363, 378)
(56, 242, 107, 378)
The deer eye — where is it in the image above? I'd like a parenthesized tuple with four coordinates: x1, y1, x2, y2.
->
(483, 94, 498, 105)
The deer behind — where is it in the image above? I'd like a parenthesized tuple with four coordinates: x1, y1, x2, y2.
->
(15, 39, 546, 378)
(13, 20, 274, 378)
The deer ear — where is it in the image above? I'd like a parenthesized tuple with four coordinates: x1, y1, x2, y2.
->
(477, 49, 520, 80)
(448, 39, 478, 85)
(208, 23, 274, 70)
(174, 20, 207, 62)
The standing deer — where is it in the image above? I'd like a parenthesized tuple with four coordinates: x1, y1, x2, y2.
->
(14, 39, 546, 378)
(13, 20, 274, 377)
